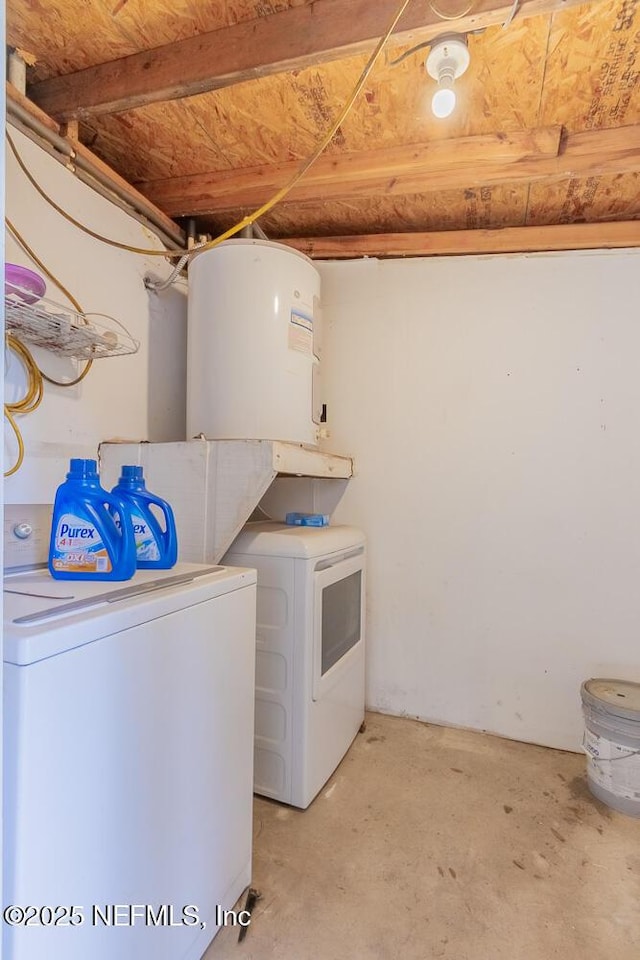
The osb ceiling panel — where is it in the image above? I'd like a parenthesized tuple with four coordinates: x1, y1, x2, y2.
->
(539, 0, 640, 130)
(81, 16, 552, 185)
(527, 172, 640, 223)
(7, 0, 640, 244)
(199, 183, 531, 237)
(7, 0, 309, 81)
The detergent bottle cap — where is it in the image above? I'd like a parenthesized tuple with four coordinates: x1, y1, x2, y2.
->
(67, 458, 99, 480)
(119, 465, 145, 483)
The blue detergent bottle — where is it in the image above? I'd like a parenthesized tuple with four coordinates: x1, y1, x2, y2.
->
(49, 458, 137, 581)
(111, 465, 178, 569)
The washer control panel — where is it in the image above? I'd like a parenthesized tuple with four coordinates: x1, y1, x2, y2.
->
(4, 505, 52, 568)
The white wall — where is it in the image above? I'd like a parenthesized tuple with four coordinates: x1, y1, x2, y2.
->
(5, 129, 187, 505)
(319, 251, 640, 751)
(1, 36, 6, 923)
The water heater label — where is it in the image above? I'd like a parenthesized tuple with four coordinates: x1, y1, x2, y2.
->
(289, 310, 313, 356)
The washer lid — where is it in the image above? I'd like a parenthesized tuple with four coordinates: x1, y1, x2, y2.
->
(227, 521, 365, 559)
(581, 678, 640, 720)
(3, 563, 256, 665)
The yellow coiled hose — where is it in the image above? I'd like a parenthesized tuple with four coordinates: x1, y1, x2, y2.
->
(4, 334, 44, 476)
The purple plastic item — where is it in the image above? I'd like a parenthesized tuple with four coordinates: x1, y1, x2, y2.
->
(5, 263, 47, 304)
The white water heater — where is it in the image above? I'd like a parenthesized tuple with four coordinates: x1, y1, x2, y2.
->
(187, 239, 323, 445)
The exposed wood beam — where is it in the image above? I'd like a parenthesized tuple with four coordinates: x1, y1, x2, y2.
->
(139, 125, 562, 214)
(137, 124, 640, 216)
(280, 221, 640, 259)
(29, 0, 600, 120)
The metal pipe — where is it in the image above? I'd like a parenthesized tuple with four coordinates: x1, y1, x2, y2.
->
(6, 97, 185, 251)
(253, 221, 269, 241)
(186, 218, 198, 249)
(8, 51, 27, 95)
(5, 115, 73, 167)
(7, 113, 183, 252)
(239, 222, 268, 241)
(7, 98, 74, 158)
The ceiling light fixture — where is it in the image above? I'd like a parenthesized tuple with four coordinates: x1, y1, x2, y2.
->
(425, 34, 470, 119)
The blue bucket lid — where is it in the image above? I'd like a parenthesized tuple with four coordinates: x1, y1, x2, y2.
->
(581, 678, 640, 721)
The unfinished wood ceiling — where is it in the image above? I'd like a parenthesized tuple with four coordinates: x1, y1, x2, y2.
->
(7, 0, 640, 256)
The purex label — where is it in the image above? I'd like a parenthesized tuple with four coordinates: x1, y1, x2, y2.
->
(131, 512, 160, 562)
(52, 513, 112, 573)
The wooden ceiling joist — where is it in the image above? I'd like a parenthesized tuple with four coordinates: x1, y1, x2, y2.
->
(138, 125, 562, 214)
(137, 124, 640, 217)
(29, 0, 600, 120)
(282, 221, 640, 259)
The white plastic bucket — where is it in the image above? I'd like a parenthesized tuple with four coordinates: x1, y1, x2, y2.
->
(581, 678, 640, 818)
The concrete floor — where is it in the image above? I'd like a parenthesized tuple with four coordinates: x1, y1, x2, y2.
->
(205, 712, 639, 960)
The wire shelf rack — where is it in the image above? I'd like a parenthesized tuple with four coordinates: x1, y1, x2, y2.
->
(4, 291, 140, 361)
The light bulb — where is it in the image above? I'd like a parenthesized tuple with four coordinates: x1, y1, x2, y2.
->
(431, 86, 456, 119)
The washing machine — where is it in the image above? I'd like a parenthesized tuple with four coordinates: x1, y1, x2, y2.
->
(3, 539, 257, 960)
(223, 522, 366, 809)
